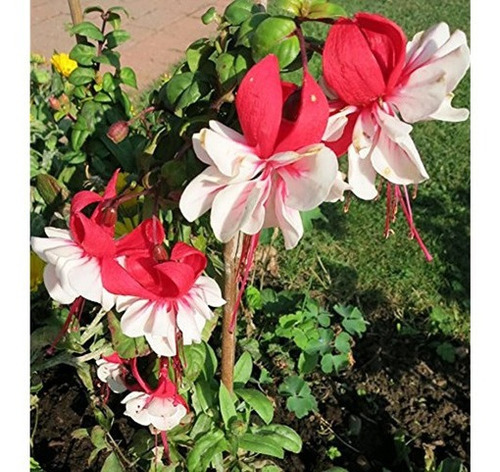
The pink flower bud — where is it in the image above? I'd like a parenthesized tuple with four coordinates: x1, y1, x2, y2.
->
(107, 121, 130, 144)
(48, 96, 61, 110)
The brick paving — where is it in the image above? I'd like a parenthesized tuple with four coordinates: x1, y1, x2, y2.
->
(31, 0, 230, 90)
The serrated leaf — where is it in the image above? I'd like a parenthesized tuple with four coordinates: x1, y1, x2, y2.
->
(120, 67, 137, 88)
(105, 30, 131, 48)
(69, 44, 97, 66)
(71, 21, 104, 41)
(219, 383, 237, 429)
(238, 433, 284, 458)
(68, 67, 95, 86)
(252, 424, 302, 453)
(251, 16, 300, 68)
(235, 388, 274, 424)
(234, 351, 253, 385)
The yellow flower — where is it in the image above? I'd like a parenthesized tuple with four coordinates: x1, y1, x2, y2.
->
(30, 251, 46, 292)
(51, 53, 78, 78)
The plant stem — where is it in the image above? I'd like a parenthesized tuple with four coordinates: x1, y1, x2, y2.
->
(221, 235, 239, 393)
(67, 0, 85, 44)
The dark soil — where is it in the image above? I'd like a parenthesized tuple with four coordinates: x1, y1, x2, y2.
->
(31, 308, 469, 472)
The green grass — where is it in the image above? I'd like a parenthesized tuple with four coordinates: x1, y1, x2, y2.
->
(275, 0, 470, 339)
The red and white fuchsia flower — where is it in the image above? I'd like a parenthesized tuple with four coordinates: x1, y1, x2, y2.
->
(121, 360, 188, 433)
(96, 353, 128, 394)
(321, 13, 470, 200)
(102, 240, 225, 357)
(30, 171, 121, 310)
(179, 54, 343, 250)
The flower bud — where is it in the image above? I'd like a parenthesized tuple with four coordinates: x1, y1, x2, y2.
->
(48, 96, 61, 110)
(107, 121, 130, 144)
(153, 244, 168, 262)
(60, 93, 70, 106)
(100, 206, 117, 227)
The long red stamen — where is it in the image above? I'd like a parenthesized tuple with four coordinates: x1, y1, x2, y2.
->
(384, 183, 393, 237)
(160, 431, 170, 463)
(130, 357, 153, 393)
(394, 186, 433, 262)
(46, 297, 85, 355)
(230, 232, 260, 333)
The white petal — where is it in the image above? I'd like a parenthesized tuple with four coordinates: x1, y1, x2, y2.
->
(322, 106, 358, 142)
(273, 179, 304, 250)
(44, 227, 72, 239)
(193, 276, 226, 307)
(325, 172, 351, 203)
(428, 93, 469, 122)
(210, 179, 268, 242)
(146, 333, 177, 357)
(405, 23, 451, 72)
(179, 167, 226, 223)
(62, 257, 104, 304)
(347, 145, 378, 200)
(176, 300, 203, 345)
(276, 144, 338, 211)
(143, 303, 176, 338)
(43, 264, 78, 305)
(123, 392, 152, 426)
(121, 299, 155, 337)
(209, 120, 247, 144)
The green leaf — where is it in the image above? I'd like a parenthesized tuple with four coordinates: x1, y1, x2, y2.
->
(107, 311, 150, 359)
(318, 312, 331, 327)
(234, 351, 253, 386)
(30, 458, 45, 472)
(436, 458, 466, 472)
(94, 91, 113, 103)
(335, 304, 368, 337)
(235, 388, 274, 424)
(94, 50, 121, 69)
(101, 452, 124, 472)
(119, 67, 137, 88)
(330, 353, 350, 373)
(102, 72, 116, 93)
(273, 0, 302, 16)
(190, 413, 214, 440)
(298, 351, 318, 375)
(164, 72, 210, 113)
(105, 30, 131, 48)
(186, 429, 226, 471)
(71, 21, 104, 41)
(186, 39, 214, 73)
(71, 428, 90, 440)
(184, 343, 207, 382)
(334, 332, 351, 354)
(278, 376, 317, 418)
(251, 17, 300, 68)
(224, 0, 257, 26)
(237, 13, 269, 48)
(238, 433, 284, 458)
(69, 44, 97, 66)
(108, 6, 130, 17)
(252, 424, 302, 453)
(90, 425, 109, 450)
(307, 2, 347, 20)
(219, 383, 237, 429)
(436, 342, 456, 363)
(202, 7, 218, 25)
(301, 207, 327, 231)
(83, 6, 104, 15)
(68, 67, 95, 86)
(216, 50, 251, 90)
(71, 129, 90, 151)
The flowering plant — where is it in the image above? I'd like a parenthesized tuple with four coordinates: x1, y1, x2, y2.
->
(30, 1, 469, 470)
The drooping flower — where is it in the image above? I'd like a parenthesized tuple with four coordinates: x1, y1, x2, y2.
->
(101, 241, 225, 357)
(121, 361, 188, 432)
(31, 171, 121, 310)
(321, 13, 470, 200)
(179, 54, 342, 251)
(50, 52, 78, 78)
(96, 353, 128, 394)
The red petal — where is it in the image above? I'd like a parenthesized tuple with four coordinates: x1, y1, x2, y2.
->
(71, 191, 103, 214)
(354, 13, 407, 94)
(116, 217, 165, 257)
(102, 169, 120, 200)
(323, 17, 387, 105)
(274, 70, 330, 153)
(170, 242, 207, 279)
(235, 55, 283, 158)
(101, 257, 155, 299)
(154, 261, 196, 298)
(70, 213, 115, 257)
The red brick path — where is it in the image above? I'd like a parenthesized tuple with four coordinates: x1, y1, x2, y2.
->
(31, 0, 229, 90)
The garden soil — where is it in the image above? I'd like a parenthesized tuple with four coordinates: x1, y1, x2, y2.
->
(31, 308, 469, 472)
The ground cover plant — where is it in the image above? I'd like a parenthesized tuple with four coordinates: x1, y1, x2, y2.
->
(30, 1, 470, 471)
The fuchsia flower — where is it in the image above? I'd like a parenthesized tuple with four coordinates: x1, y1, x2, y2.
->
(101, 240, 225, 357)
(96, 353, 128, 394)
(179, 54, 343, 250)
(121, 360, 188, 433)
(31, 171, 121, 310)
(321, 13, 470, 200)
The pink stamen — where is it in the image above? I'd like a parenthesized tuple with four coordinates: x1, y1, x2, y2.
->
(230, 232, 260, 333)
(394, 186, 433, 262)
